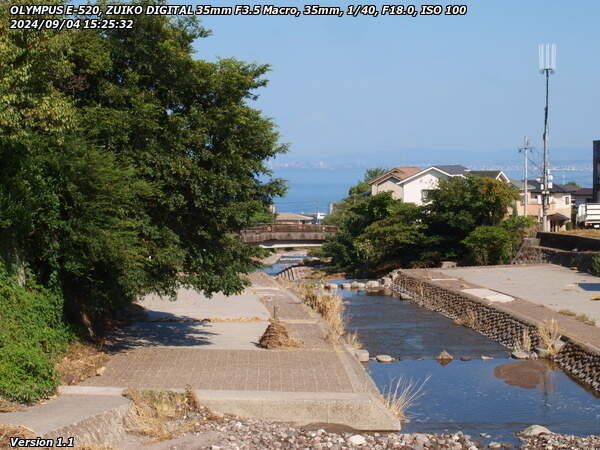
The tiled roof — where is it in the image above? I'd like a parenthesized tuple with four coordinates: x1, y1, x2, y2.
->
(433, 165, 469, 176)
(368, 166, 422, 185)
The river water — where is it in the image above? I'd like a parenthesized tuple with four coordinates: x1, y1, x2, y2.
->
(339, 285, 600, 444)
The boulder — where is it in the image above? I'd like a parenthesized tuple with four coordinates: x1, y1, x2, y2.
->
(441, 261, 458, 268)
(325, 283, 338, 290)
(481, 355, 494, 360)
(520, 425, 552, 437)
(366, 280, 380, 289)
(347, 434, 366, 446)
(351, 281, 367, 289)
(341, 283, 353, 290)
(355, 349, 370, 362)
(437, 350, 454, 361)
(375, 354, 394, 363)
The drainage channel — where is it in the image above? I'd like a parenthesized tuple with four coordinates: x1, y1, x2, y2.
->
(339, 283, 600, 445)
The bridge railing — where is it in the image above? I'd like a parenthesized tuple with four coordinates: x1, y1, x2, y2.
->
(241, 223, 338, 234)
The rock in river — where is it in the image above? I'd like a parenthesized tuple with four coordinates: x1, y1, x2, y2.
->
(375, 354, 394, 363)
(520, 424, 552, 437)
(437, 350, 454, 361)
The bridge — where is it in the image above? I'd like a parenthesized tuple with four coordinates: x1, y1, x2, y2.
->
(240, 223, 338, 248)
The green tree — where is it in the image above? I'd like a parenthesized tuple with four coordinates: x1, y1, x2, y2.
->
(425, 176, 520, 261)
(347, 167, 388, 197)
(462, 226, 514, 265)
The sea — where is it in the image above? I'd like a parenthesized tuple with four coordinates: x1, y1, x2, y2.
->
(271, 167, 593, 214)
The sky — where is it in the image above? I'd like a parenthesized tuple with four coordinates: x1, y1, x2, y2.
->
(189, 0, 599, 168)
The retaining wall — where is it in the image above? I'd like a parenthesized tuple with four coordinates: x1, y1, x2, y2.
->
(537, 232, 600, 252)
(388, 269, 600, 393)
(513, 245, 599, 273)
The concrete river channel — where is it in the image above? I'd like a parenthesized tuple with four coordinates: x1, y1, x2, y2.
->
(260, 256, 600, 444)
(340, 284, 600, 444)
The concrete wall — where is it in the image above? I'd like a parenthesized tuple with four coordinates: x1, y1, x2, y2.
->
(387, 269, 600, 393)
(537, 232, 600, 251)
(402, 170, 448, 205)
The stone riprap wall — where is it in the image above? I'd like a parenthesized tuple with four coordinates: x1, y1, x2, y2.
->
(388, 269, 600, 393)
(512, 245, 599, 274)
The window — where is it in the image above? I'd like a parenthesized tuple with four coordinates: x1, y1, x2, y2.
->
(565, 196, 570, 205)
(421, 189, 433, 202)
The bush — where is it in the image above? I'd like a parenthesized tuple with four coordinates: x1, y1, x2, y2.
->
(462, 225, 513, 265)
(0, 267, 74, 402)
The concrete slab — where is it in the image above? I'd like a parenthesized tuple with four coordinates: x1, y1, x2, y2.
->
(442, 265, 600, 323)
(109, 321, 269, 350)
(461, 288, 514, 303)
(140, 288, 270, 321)
(0, 394, 129, 435)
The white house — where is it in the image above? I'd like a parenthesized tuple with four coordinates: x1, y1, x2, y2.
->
(369, 165, 509, 206)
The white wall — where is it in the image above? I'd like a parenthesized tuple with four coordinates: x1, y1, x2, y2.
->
(402, 170, 449, 205)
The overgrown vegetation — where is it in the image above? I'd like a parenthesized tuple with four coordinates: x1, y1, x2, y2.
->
(321, 171, 534, 276)
(259, 319, 302, 349)
(558, 309, 597, 326)
(1, 0, 286, 402)
(537, 319, 562, 356)
(0, 267, 74, 403)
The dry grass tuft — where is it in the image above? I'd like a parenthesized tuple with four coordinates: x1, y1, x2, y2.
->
(513, 328, 532, 354)
(0, 425, 36, 448)
(344, 331, 362, 349)
(537, 319, 562, 356)
(455, 309, 477, 328)
(382, 376, 430, 423)
(124, 386, 218, 441)
(297, 283, 345, 339)
(0, 397, 24, 413)
(559, 309, 596, 326)
(57, 341, 110, 385)
(259, 319, 302, 349)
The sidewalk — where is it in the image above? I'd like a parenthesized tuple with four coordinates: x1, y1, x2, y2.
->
(1, 272, 398, 444)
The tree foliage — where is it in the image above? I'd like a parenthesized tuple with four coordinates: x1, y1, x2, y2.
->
(0, 0, 286, 325)
(320, 173, 526, 275)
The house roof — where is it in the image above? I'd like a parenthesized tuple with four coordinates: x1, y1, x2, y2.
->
(511, 179, 571, 194)
(468, 170, 506, 179)
(275, 212, 312, 222)
(368, 166, 422, 185)
(433, 165, 469, 176)
(573, 188, 593, 197)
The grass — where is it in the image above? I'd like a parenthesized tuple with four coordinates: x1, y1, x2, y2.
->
(56, 341, 109, 385)
(344, 331, 362, 349)
(559, 229, 600, 238)
(537, 319, 562, 356)
(512, 328, 532, 354)
(455, 309, 477, 328)
(259, 319, 302, 349)
(124, 386, 221, 441)
(558, 309, 596, 326)
(0, 424, 36, 448)
(297, 283, 346, 339)
(382, 376, 430, 423)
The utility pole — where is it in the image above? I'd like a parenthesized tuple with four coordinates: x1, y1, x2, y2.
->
(538, 43, 556, 232)
(519, 137, 533, 217)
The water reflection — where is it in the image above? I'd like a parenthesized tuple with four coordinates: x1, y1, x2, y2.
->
(494, 360, 555, 392)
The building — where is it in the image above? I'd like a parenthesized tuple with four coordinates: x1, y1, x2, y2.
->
(275, 212, 313, 224)
(368, 165, 509, 206)
(512, 180, 572, 231)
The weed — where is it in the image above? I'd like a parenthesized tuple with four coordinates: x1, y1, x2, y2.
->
(455, 309, 477, 328)
(296, 283, 345, 339)
(124, 386, 209, 441)
(537, 319, 562, 356)
(344, 331, 363, 349)
(558, 309, 596, 326)
(382, 376, 430, 422)
(512, 328, 532, 354)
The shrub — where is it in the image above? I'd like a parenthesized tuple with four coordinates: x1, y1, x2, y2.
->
(462, 225, 513, 265)
(0, 267, 74, 402)
(592, 254, 600, 277)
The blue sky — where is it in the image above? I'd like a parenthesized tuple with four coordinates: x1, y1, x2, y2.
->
(191, 0, 599, 167)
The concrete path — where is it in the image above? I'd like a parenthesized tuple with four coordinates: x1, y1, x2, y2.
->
(1, 272, 398, 444)
(439, 265, 600, 323)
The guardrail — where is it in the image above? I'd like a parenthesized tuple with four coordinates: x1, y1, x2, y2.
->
(240, 223, 338, 244)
